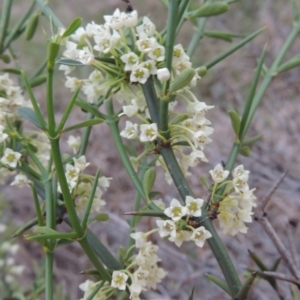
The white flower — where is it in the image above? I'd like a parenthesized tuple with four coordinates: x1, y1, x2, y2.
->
(148, 44, 165, 61)
(185, 196, 204, 217)
(157, 68, 170, 82)
(10, 174, 30, 187)
(209, 163, 229, 183)
(188, 150, 208, 167)
(65, 164, 80, 188)
(136, 37, 156, 53)
(94, 30, 120, 53)
(122, 99, 139, 117)
(124, 10, 138, 28)
(77, 47, 94, 65)
(164, 198, 187, 222)
(130, 64, 150, 84)
(141, 60, 157, 75)
(168, 230, 191, 247)
(111, 271, 128, 290)
(67, 135, 81, 153)
(104, 8, 126, 30)
(73, 155, 90, 171)
(0, 223, 7, 233)
(232, 165, 250, 180)
(156, 219, 176, 238)
(120, 121, 139, 139)
(1, 148, 21, 168)
(121, 52, 139, 71)
(59, 64, 75, 75)
(136, 17, 156, 38)
(0, 125, 8, 143)
(140, 123, 158, 142)
(172, 44, 190, 62)
(190, 226, 212, 247)
(98, 176, 112, 191)
(152, 198, 166, 210)
(130, 232, 147, 248)
(71, 27, 88, 43)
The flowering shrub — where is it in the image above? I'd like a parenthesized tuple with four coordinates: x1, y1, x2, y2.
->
(0, 0, 300, 299)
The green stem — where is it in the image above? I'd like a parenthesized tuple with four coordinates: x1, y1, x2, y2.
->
(187, 2, 211, 57)
(106, 99, 147, 202)
(0, 0, 12, 53)
(45, 251, 53, 300)
(241, 21, 300, 138)
(79, 112, 94, 156)
(163, 0, 180, 94)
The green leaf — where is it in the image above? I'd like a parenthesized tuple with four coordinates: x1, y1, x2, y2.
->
(148, 191, 163, 199)
(29, 74, 47, 88)
(17, 107, 45, 129)
(87, 213, 109, 225)
(25, 13, 39, 41)
(241, 134, 262, 147)
(239, 45, 267, 139)
(235, 272, 257, 300)
(56, 238, 74, 247)
(277, 54, 300, 73)
(169, 68, 196, 93)
(169, 113, 190, 125)
(143, 168, 156, 198)
(270, 257, 281, 271)
(47, 42, 60, 69)
(62, 118, 105, 133)
(123, 210, 167, 218)
(1, 68, 22, 74)
(206, 273, 230, 295)
(85, 229, 121, 270)
(75, 99, 104, 118)
(190, 2, 228, 18)
(56, 58, 84, 66)
(204, 30, 245, 42)
(196, 66, 208, 77)
(62, 17, 82, 38)
(12, 217, 38, 238)
(239, 146, 251, 157)
(205, 28, 265, 70)
(228, 110, 241, 137)
(0, 53, 10, 63)
(200, 176, 211, 190)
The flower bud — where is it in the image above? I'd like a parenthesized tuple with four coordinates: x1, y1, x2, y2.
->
(157, 68, 170, 82)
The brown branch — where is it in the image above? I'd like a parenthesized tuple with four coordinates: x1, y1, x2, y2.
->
(263, 271, 300, 286)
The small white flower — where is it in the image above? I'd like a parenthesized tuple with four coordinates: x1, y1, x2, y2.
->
(136, 37, 156, 53)
(136, 17, 156, 38)
(1, 148, 21, 168)
(168, 230, 191, 247)
(121, 52, 139, 71)
(67, 135, 81, 154)
(111, 271, 128, 290)
(123, 10, 138, 28)
(10, 174, 30, 188)
(122, 99, 139, 117)
(73, 155, 90, 171)
(185, 196, 204, 217)
(120, 121, 139, 139)
(141, 60, 157, 75)
(104, 8, 126, 30)
(140, 123, 158, 142)
(0, 125, 8, 143)
(152, 198, 166, 210)
(130, 64, 150, 84)
(148, 44, 165, 62)
(157, 68, 170, 82)
(209, 163, 229, 183)
(190, 226, 212, 247)
(188, 150, 208, 167)
(156, 219, 176, 238)
(164, 198, 187, 222)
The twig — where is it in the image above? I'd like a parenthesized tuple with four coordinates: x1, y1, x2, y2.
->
(263, 271, 300, 286)
(258, 170, 288, 211)
(286, 222, 300, 270)
(254, 215, 300, 279)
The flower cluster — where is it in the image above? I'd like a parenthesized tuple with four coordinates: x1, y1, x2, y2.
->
(0, 239, 25, 284)
(79, 234, 166, 300)
(57, 154, 111, 214)
(58, 9, 214, 185)
(209, 164, 257, 236)
(157, 196, 212, 247)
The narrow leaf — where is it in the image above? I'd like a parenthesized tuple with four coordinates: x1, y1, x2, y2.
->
(1, 68, 22, 74)
(239, 146, 251, 157)
(169, 68, 196, 93)
(87, 213, 109, 225)
(12, 217, 38, 238)
(123, 210, 167, 218)
(62, 17, 82, 38)
(17, 107, 44, 129)
(25, 13, 39, 41)
(277, 54, 300, 73)
(248, 250, 268, 271)
(228, 110, 241, 137)
(29, 74, 47, 88)
(143, 168, 156, 198)
(200, 176, 211, 190)
(190, 2, 229, 18)
(205, 28, 265, 70)
(188, 287, 195, 300)
(62, 118, 105, 133)
(270, 257, 281, 271)
(235, 272, 257, 300)
(241, 134, 262, 147)
(56, 58, 84, 66)
(206, 273, 230, 295)
(75, 99, 104, 118)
